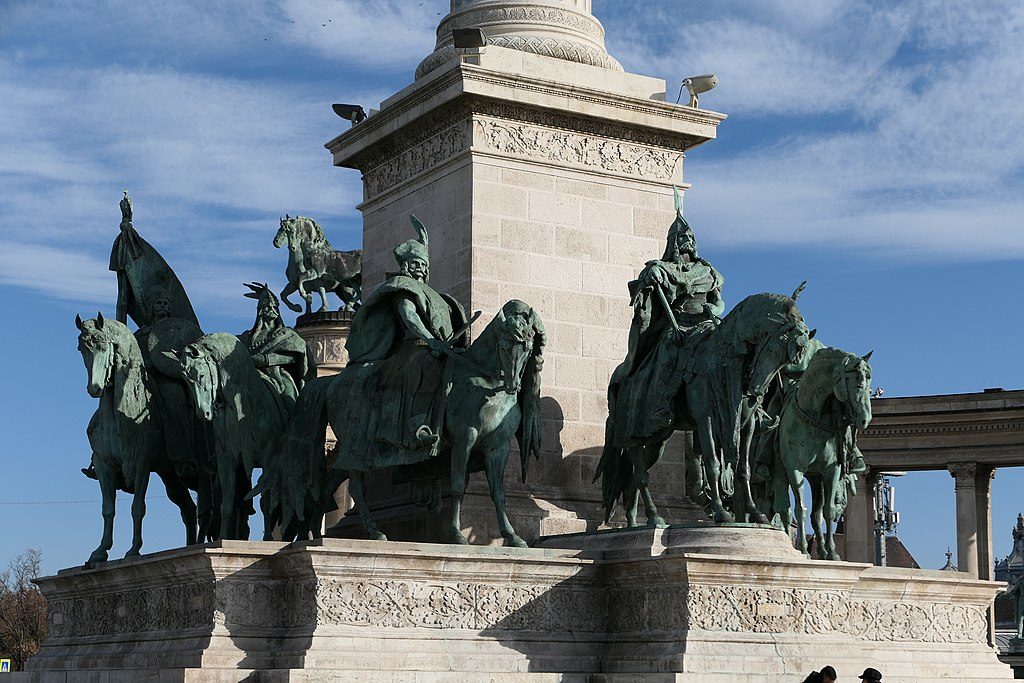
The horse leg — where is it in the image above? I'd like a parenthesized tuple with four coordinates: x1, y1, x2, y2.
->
(738, 416, 769, 525)
(317, 285, 329, 313)
(822, 468, 842, 561)
(483, 442, 526, 547)
(297, 278, 313, 315)
(624, 487, 640, 528)
(195, 472, 214, 543)
(280, 282, 303, 314)
(640, 441, 668, 527)
(87, 460, 117, 567)
(349, 471, 387, 541)
(772, 456, 792, 531)
(786, 465, 809, 556)
(809, 477, 827, 559)
(696, 416, 732, 523)
(449, 427, 478, 545)
(126, 470, 151, 557)
(161, 471, 197, 546)
(217, 457, 237, 540)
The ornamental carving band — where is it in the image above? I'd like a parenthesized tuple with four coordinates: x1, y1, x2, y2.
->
(475, 118, 681, 180)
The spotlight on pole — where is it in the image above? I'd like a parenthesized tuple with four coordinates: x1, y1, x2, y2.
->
(332, 103, 367, 124)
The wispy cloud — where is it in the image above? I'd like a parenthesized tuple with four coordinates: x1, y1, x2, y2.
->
(600, 0, 1024, 258)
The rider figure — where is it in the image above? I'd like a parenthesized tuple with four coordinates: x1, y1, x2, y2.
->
(239, 283, 315, 410)
(345, 216, 467, 457)
(610, 188, 724, 445)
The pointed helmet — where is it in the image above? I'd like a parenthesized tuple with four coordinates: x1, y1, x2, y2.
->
(393, 214, 430, 266)
(662, 186, 697, 261)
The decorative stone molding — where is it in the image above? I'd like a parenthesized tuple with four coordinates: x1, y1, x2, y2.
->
(363, 121, 469, 199)
(416, 0, 622, 80)
(948, 462, 979, 487)
(683, 586, 988, 644)
(475, 117, 681, 180)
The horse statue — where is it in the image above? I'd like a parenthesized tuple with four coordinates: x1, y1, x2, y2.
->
(273, 215, 362, 314)
(287, 299, 545, 546)
(769, 346, 873, 559)
(75, 313, 201, 566)
(180, 332, 294, 540)
(598, 290, 812, 527)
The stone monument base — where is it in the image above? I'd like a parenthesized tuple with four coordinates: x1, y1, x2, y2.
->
(25, 529, 1011, 681)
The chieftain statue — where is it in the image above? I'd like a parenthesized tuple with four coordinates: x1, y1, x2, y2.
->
(598, 188, 812, 526)
(239, 282, 316, 409)
(274, 215, 546, 546)
(273, 214, 362, 314)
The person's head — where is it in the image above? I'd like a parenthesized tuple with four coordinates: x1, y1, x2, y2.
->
(859, 667, 882, 682)
(820, 665, 837, 683)
(801, 672, 824, 683)
(151, 296, 171, 321)
(243, 283, 281, 326)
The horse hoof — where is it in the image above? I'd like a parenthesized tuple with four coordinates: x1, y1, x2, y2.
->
(505, 535, 528, 548)
(750, 513, 770, 525)
(646, 516, 667, 528)
(713, 511, 735, 524)
(124, 548, 141, 558)
(450, 529, 469, 545)
(369, 532, 388, 542)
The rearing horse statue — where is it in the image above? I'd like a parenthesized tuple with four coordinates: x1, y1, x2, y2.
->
(273, 215, 361, 314)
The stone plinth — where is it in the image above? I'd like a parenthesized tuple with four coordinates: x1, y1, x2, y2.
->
(325, 24, 723, 541)
(295, 311, 354, 528)
(26, 528, 1012, 681)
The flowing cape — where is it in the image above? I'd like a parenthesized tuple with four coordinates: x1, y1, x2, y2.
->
(110, 226, 199, 329)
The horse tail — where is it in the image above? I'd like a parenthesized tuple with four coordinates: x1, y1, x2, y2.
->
(594, 371, 631, 522)
(247, 375, 333, 533)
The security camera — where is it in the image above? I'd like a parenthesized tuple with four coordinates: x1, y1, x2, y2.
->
(678, 74, 719, 108)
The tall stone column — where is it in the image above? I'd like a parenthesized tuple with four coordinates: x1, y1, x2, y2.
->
(844, 471, 876, 563)
(325, 0, 724, 541)
(949, 462, 980, 577)
(977, 466, 995, 581)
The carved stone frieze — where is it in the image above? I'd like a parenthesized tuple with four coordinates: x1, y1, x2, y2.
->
(313, 578, 604, 632)
(361, 121, 469, 199)
(438, 5, 606, 44)
(474, 117, 682, 180)
(45, 581, 214, 639)
(684, 586, 988, 644)
(305, 334, 348, 366)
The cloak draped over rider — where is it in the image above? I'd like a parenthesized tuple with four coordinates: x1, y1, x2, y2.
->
(334, 216, 467, 470)
(109, 190, 199, 329)
(607, 191, 725, 448)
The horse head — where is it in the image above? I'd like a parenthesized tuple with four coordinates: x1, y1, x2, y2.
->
(835, 351, 874, 430)
(493, 300, 545, 395)
(181, 342, 220, 422)
(273, 214, 295, 249)
(745, 300, 811, 399)
(76, 311, 127, 398)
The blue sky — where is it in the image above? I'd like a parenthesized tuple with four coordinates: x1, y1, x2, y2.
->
(1, 0, 1022, 574)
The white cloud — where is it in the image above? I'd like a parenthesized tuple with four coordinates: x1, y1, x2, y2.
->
(0, 242, 115, 305)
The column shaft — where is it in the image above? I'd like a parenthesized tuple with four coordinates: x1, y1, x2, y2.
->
(844, 471, 876, 563)
(949, 462, 980, 577)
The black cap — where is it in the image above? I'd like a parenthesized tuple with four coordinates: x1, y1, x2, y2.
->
(859, 668, 882, 681)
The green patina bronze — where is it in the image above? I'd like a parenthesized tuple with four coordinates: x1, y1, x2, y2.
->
(76, 313, 203, 567)
(754, 344, 873, 558)
(273, 215, 545, 546)
(598, 190, 812, 526)
(273, 215, 362, 314)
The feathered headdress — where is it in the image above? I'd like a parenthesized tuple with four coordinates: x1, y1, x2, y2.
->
(393, 214, 430, 266)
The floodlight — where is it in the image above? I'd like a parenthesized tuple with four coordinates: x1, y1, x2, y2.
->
(332, 103, 367, 123)
(677, 74, 719, 108)
(453, 28, 487, 49)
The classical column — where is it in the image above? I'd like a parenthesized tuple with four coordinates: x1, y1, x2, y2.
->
(949, 462, 980, 577)
(844, 471, 876, 563)
(977, 466, 996, 581)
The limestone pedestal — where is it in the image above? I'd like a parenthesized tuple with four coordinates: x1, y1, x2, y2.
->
(26, 527, 1012, 681)
(324, 0, 721, 542)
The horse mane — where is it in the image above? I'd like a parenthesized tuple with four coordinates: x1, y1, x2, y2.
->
(801, 346, 859, 406)
(716, 292, 801, 348)
(296, 216, 331, 253)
